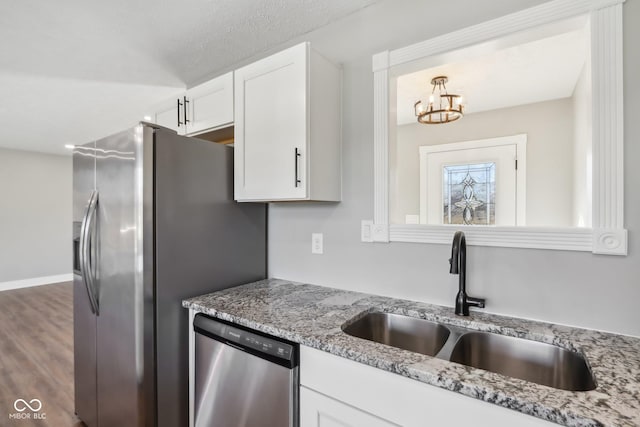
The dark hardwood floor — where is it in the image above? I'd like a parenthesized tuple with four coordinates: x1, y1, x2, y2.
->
(0, 282, 83, 427)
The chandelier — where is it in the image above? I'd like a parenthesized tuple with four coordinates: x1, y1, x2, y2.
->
(414, 76, 464, 124)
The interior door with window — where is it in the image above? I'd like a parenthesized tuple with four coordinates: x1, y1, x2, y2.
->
(419, 135, 526, 226)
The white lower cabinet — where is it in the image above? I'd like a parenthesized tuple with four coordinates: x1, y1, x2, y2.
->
(300, 346, 557, 427)
(301, 387, 397, 427)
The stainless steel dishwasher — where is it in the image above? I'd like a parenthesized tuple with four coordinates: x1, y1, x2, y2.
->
(193, 314, 299, 427)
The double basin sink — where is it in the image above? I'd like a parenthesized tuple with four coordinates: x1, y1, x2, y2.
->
(342, 312, 596, 391)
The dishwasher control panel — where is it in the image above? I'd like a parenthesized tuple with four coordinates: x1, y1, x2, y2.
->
(193, 313, 296, 365)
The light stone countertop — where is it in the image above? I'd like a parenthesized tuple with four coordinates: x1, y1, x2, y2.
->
(183, 278, 640, 427)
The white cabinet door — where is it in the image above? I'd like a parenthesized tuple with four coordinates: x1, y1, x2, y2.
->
(234, 42, 342, 202)
(150, 72, 232, 137)
(234, 43, 308, 201)
(301, 346, 557, 427)
(153, 96, 186, 135)
(300, 387, 398, 427)
(185, 72, 233, 135)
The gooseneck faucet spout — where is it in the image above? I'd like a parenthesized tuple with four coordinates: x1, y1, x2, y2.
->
(449, 231, 485, 316)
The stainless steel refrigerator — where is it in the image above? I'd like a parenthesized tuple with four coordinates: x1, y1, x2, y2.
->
(72, 123, 266, 427)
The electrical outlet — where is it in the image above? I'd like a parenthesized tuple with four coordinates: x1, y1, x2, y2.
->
(311, 233, 323, 254)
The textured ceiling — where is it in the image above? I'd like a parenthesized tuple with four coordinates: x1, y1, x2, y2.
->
(396, 25, 589, 125)
(0, 0, 380, 154)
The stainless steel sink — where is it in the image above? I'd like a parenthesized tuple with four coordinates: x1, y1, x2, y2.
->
(342, 312, 597, 391)
(342, 312, 450, 357)
(448, 331, 596, 391)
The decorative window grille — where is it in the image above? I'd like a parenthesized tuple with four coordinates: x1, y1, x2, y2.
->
(443, 163, 496, 225)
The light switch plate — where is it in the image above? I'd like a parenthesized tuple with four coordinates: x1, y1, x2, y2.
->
(361, 220, 373, 242)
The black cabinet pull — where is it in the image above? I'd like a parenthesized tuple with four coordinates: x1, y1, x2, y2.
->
(294, 148, 302, 187)
(184, 96, 190, 124)
(177, 98, 183, 127)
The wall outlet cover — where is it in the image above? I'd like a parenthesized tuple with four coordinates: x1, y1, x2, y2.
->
(312, 233, 323, 254)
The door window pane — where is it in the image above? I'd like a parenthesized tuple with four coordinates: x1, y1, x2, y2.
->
(443, 163, 496, 225)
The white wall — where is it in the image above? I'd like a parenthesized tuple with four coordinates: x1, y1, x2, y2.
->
(262, 0, 640, 338)
(0, 148, 72, 285)
(393, 98, 575, 226)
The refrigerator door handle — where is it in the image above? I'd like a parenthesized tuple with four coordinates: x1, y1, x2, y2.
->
(80, 190, 100, 315)
(78, 193, 91, 310)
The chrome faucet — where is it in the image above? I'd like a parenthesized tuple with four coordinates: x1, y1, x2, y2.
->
(449, 231, 485, 316)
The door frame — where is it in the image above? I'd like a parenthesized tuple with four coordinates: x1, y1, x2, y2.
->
(419, 134, 527, 226)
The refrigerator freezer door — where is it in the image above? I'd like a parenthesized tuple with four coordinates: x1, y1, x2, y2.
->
(73, 141, 98, 427)
(95, 125, 155, 427)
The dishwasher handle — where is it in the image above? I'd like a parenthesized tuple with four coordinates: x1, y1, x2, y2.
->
(194, 314, 298, 369)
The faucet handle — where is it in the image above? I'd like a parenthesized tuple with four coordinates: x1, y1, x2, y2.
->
(466, 296, 486, 309)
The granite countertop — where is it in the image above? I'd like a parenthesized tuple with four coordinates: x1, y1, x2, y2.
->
(182, 278, 640, 427)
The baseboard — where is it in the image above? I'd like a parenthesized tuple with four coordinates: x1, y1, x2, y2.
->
(0, 273, 73, 292)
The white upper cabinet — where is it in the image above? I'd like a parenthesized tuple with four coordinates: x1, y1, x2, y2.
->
(184, 72, 234, 135)
(153, 96, 186, 135)
(234, 42, 341, 202)
(150, 72, 233, 136)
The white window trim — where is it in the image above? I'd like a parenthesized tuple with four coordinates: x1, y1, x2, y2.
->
(418, 134, 527, 226)
(368, 0, 627, 255)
